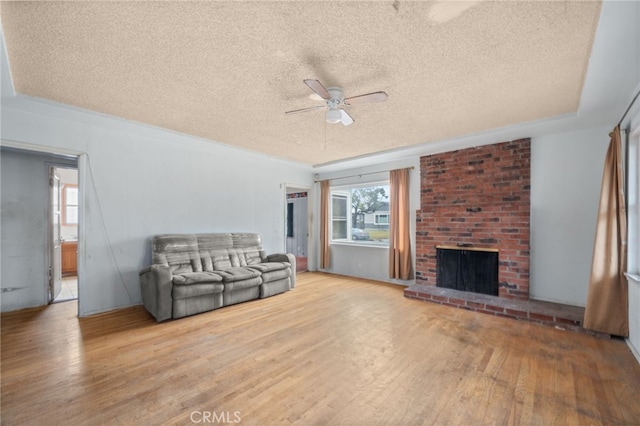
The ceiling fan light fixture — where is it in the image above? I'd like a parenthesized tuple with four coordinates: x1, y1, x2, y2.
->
(325, 109, 342, 124)
(286, 79, 388, 126)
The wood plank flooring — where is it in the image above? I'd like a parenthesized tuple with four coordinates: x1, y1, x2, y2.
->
(2, 272, 639, 425)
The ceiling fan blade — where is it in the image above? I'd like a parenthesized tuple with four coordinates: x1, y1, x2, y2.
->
(304, 79, 332, 100)
(344, 91, 388, 106)
(340, 109, 354, 126)
(285, 105, 326, 115)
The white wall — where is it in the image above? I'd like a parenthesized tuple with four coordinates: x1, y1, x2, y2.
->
(530, 126, 611, 306)
(1, 97, 312, 316)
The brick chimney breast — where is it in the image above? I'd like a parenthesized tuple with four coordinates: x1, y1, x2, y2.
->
(416, 139, 531, 300)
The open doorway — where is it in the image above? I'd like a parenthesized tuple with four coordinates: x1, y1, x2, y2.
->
(285, 185, 310, 273)
(0, 146, 79, 313)
(51, 167, 79, 303)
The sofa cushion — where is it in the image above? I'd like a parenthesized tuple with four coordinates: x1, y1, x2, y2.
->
(172, 272, 224, 285)
(216, 267, 262, 283)
(247, 262, 290, 273)
(172, 283, 224, 299)
(208, 249, 234, 270)
(260, 268, 291, 282)
(223, 276, 262, 291)
(152, 234, 203, 274)
(260, 277, 291, 298)
(201, 248, 265, 271)
(196, 233, 234, 250)
(242, 248, 264, 265)
(231, 233, 262, 248)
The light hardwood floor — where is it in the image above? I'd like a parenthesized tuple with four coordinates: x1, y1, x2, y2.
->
(2, 272, 639, 425)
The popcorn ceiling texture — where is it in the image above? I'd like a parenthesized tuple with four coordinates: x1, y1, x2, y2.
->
(1, 1, 600, 165)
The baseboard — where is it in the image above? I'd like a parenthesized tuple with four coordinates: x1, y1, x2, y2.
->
(626, 338, 640, 365)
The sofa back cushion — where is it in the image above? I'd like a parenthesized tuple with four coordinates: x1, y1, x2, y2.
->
(152, 234, 202, 274)
(151, 233, 269, 274)
(201, 247, 265, 271)
(197, 233, 234, 251)
(231, 233, 262, 248)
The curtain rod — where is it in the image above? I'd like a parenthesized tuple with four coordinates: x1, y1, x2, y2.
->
(315, 166, 414, 182)
(618, 89, 640, 127)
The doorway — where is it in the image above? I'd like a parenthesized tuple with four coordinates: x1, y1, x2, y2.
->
(285, 185, 310, 273)
(0, 146, 78, 313)
(51, 167, 79, 303)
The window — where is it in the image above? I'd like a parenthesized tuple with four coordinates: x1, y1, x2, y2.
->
(374, 213, 389, 225)
(62, 185, 78, 225)
(332, 193, 348, 240)
(330, 182, 390, 245)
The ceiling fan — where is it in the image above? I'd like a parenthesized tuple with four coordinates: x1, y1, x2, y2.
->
(285, 79, 388, 126)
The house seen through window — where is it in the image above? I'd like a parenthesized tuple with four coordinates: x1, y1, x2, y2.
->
(331, 182, 390, 245)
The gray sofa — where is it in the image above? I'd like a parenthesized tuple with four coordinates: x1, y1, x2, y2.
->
(139, 233, 295, 321)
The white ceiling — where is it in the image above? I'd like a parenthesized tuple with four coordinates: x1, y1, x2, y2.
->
(0, 1, 632, 168)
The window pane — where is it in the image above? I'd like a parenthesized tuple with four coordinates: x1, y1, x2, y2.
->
(331, 194, 348, 240)
(376, 214, 389, 224)
(66, 187, 78, 205)
(66, 206, 78, 224)
(332, 220, 347, 239)
(332, 195, 347, 219)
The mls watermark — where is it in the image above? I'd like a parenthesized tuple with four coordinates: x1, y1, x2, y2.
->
(190, 410, 242, 424)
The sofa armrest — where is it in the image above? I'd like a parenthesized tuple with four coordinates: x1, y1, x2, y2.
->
(139, 264, 173, 322)
(267, 253, 297, 288)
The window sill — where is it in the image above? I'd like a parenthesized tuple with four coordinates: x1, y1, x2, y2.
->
(625, 273, 640, 284)
(331, 241, 389, 249)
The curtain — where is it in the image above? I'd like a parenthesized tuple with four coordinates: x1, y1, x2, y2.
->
(389, 168, 413, 280)
(320, 180, 331, 269)
(584, 126, 628, 336)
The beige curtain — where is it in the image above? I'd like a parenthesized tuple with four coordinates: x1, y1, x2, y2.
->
(320, 180, 331, 269)
(389, 168, 413, 280)
(584, 126, 628, 336)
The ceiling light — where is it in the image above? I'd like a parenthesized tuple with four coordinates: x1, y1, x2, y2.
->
(326, 109, 341, 124)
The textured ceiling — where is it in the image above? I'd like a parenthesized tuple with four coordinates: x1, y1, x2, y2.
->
(1, 1, 601, 166)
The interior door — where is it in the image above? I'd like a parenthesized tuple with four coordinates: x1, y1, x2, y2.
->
(49, 167, 62, 302)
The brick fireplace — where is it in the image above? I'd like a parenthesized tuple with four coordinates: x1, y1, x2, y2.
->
(415, 139, 531, 300)
(407, 140, 600, 335)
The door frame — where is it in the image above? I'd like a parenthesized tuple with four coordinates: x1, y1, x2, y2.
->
(48, 166, 63, 303)
(283, 183, 312, 269)
(3, 139, 84, 315)
(49, 165, 79, 302)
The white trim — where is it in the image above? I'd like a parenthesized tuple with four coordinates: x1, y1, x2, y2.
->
(631, 112, 640, 138)
(330, 241, 388, 249)
(1, 139, 84, 157)
(626, 338, 640, 365)
(76, 154, 87, 317)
